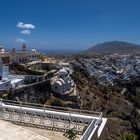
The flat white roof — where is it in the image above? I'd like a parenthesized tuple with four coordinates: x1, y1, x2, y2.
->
(11, 78, 23, 84)
(27, 60, 41, 65)
(0, 79, 10, 84)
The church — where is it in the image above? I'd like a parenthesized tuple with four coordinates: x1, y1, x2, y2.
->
(0, 44, 41, 64)
(50, 68, 74, 94)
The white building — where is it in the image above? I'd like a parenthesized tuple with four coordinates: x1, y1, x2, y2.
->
(60, 62, 73, 75)
(51, 68, 74, 94)
(0, 80, 11, 91)
(2, 65, 9, 79)
(0, 44, 41, 64)
(0, 58, 24, 91)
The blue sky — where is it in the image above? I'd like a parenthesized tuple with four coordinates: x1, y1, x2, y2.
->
(0, 0, 140, 50)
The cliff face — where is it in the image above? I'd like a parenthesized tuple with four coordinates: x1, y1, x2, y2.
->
(72, 66, 140, 139)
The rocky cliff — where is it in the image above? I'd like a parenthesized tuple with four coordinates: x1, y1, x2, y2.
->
(72, 64, 140, 139)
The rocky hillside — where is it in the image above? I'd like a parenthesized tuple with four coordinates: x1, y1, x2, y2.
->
(71, 62, 140, 140)
(88, 41, 140, 54)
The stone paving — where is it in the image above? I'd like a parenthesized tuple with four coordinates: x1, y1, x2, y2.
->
(0, 120, 49, 140)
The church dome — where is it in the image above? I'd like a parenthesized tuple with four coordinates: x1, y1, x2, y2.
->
(31, 49, 37, 52)
(55, 81, 63, 86)
(58, 69, 68, 75)
(0, 48, 5, 53)
(57, 78, 65, 84)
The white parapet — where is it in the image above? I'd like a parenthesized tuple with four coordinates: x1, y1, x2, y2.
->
(0, 99, 107, 140)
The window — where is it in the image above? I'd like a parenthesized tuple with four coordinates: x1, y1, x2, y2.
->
(54, 86, 57, 90)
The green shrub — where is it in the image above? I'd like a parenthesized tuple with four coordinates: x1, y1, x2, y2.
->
(115, 132, 138, 140)
(51, 98, 64, 107)
(39, 96, 46, 104)
(63, 128, 78, 140)
(16, 65, 44, 75)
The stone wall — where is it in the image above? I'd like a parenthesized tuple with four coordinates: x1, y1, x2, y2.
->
(7, 80, 51, 103)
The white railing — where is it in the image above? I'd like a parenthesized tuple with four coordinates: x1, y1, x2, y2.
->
(0, 99, 103, 140)
(80, 119, 96, 140)
(80, 113, 103, 140)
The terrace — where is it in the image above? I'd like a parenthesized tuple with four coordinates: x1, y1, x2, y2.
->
(0, 99, 107, 140)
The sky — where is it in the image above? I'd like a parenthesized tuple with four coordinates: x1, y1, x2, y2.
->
(0, 0, 140, 51)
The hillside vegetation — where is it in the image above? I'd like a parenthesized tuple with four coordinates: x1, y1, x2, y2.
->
(72, 64, 140, 140)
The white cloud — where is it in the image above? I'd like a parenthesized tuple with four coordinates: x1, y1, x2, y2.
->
(15, 38, 26, 43)
(17, 22, 35, 29)
(20, 30, 31, 35)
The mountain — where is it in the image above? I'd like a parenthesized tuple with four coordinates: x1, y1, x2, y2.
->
(88, 41, 140, 54)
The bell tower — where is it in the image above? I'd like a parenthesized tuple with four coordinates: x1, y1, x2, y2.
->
(12, 48, 16, 55)
(22, 43, 27, 52)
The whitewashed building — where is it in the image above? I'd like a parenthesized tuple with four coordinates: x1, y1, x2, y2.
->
(0, 58, 24, 90)
(51, 68, 74, 94)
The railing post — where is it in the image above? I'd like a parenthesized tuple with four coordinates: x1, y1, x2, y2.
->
(0, 98, 2, 118)
(20, 101, 22, 123)
(0, 98, 2, 108)
(52, 115, 54, 129)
